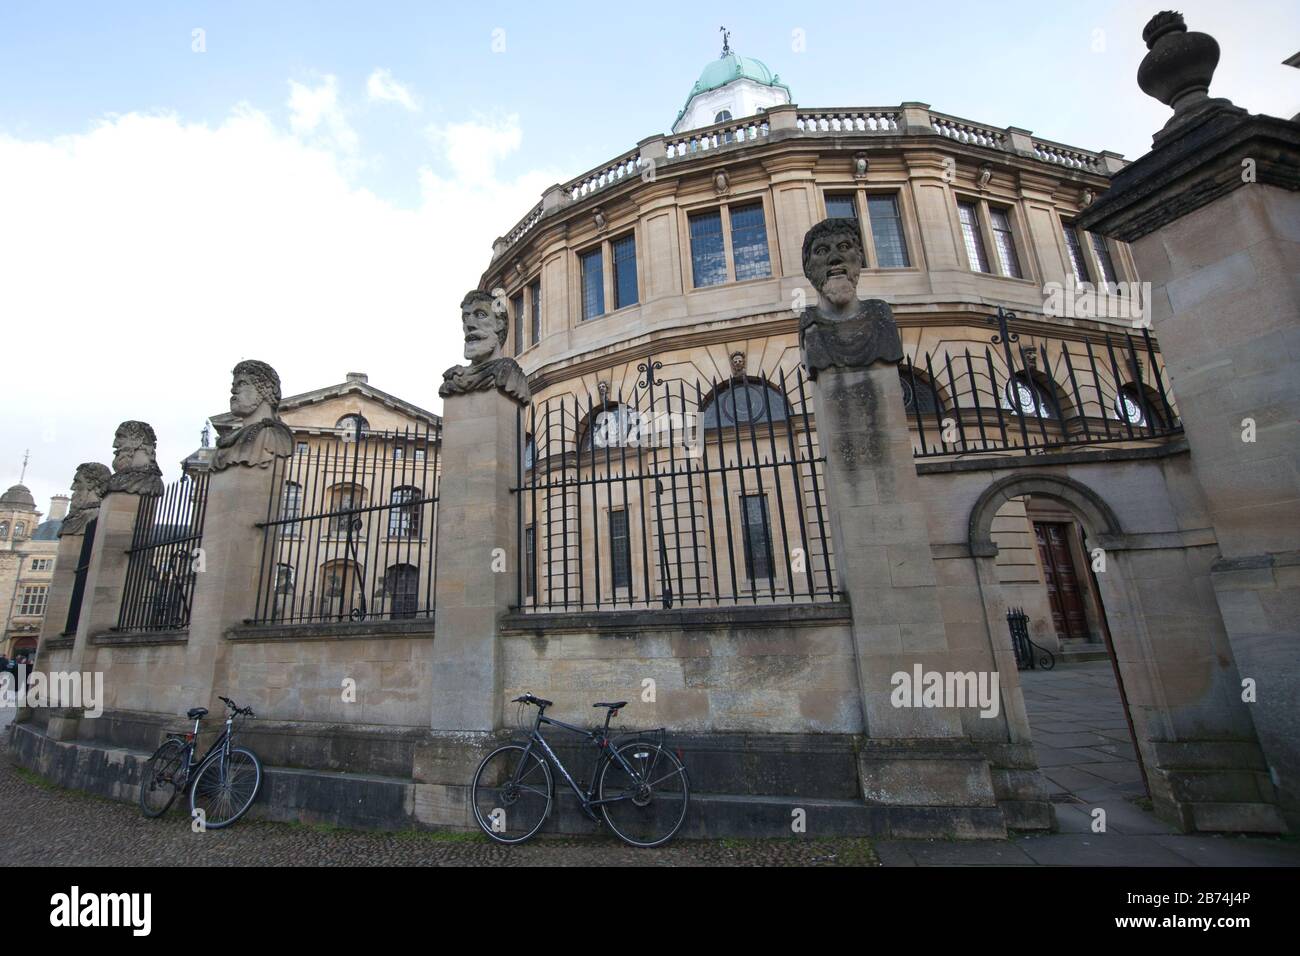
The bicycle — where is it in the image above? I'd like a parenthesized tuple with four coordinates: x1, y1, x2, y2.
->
(470, 694, 690, 847)
(139, 695, 264, 830)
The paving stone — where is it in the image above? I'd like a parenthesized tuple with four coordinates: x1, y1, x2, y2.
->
(1014, 834, 1193, 867)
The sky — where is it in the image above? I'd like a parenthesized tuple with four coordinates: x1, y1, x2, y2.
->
(2, 0, 1297, 516)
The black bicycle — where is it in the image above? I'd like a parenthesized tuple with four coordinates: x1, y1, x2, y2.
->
(471, 694, 689, 847)
(139, 695, 263, 829)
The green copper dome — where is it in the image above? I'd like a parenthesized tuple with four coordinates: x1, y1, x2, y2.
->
(674, 53, 791, 128)
(695, 53, 783, 93)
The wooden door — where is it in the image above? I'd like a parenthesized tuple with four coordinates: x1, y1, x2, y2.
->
(1034, 521, 1089, 641)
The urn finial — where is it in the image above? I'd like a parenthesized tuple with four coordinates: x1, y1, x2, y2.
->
(1137, 10, 1237, 139)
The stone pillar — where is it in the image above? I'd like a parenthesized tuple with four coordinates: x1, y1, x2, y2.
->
(37, 532, 89, 649)
(799, 220, 1002, 835)
(179, 466, 279, 714)
(429, 387, 520, 730)
(430, 290, 531, 732)
(47, 491, 138, 740)
(1078, 12, 1300, 828)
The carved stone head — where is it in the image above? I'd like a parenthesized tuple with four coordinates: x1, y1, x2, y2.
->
(802, 218, 865, 314)
(229, 359, 282, 420)
(61, 462, 112, 535)
(461, 290, 508, 365)
(112, 420, 158, 473)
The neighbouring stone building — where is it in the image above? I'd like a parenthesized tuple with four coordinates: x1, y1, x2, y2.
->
(11, 14, 1297, 839)
(0, 481, 67, 659)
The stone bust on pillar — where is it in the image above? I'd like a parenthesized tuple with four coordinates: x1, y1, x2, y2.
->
(439, 290, 531, 405)
(59, 462, 112, 536)
(107, 420, 165, 496)
(799, 218, 903, 378)
(212, 359, 295, 472)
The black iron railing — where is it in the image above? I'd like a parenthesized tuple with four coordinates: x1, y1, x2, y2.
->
(1008, 607, 1056, 670)
(908, 313, 1181, 458)
(515, 363, 839, 612)
(116, 474, 209, 632)
(250, 421, 440, 625)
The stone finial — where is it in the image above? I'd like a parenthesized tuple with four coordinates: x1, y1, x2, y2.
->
(439, 289, 531, 405)
(798, 219, 903, 380)
(1137, 11, 1240, 141)
(108, 420, 164, 495)
(59, 462, 111, 536)
(211, 359, 295, 472)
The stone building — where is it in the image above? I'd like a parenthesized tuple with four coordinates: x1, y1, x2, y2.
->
(0, 482, 67, 659)
(12, 16, 1297, 839)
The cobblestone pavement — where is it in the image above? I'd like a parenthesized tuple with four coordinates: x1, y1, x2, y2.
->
(6, 664, 1298, 867)
(0, 747, 873, 867)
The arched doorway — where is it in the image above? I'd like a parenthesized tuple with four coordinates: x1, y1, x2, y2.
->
(969, 474, 1152, 825)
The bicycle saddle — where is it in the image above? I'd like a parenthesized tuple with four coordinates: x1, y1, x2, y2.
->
(593, 701, 628, 710)
(187, 707, 208, 719)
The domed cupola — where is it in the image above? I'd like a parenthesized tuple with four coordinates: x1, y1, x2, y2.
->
(672, 29, 792, 134)
(0, 483, 36, 511)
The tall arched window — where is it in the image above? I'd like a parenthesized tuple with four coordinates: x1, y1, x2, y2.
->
(13, 522, 25, 538)
(700, 379, 789, 428)
(318, 559, 363, 620)
(523, 434, 535, 471)
(384, 563, 420, 619)
(388, 486, 422, 538)
(0, 521, 8, 538)
(328, 484, 366, 536)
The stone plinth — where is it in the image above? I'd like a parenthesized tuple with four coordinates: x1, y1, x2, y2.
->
(430, 386, 522, 731)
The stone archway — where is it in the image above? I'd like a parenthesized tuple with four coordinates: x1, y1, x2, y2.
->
(963, 470, 1281, 832)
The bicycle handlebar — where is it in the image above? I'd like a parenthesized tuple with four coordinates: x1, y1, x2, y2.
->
(219, 695, 256, 718)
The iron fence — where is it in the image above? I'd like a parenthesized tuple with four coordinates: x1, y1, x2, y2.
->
(250, 421, 440, 625)
(908, 313, 1181, 458)
(515, 362, 839, 612)
(116, 474, 209, 632)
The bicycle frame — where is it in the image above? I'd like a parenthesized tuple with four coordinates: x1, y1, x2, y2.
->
(514, 710, 657, 811)
(167, 714, 236, 790)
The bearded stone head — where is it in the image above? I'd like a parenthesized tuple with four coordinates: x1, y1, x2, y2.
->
(460, 290, 508, 365)
(112, 420, 158, 473)
(802, 218, 865, 313)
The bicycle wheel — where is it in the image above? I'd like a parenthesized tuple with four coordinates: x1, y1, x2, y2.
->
(471, 744, 552, 844)
(598, 741, 689, 848)
(139, 739, 185, 818)
(188, 747, 263, 830)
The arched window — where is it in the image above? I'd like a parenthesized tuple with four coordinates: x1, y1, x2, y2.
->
(318, 559, 363, 620)
(1115, 383, 1166, 429)
(579, 404, 643, 452)
(899, 367, 942, 415)
(0, 521, 8, 538)
(384, 563, 420, 619)
(1005, 372, 1061, 419)
(272, 563, 295, 620)
(336, 414, 369, 435)
(523, 434, 535, 471)
(700, 379, 789, 429)
(388, 486, 422, 538)
(328, 484, 366, 536)
(13, 522, 25, 538)
(714, 110, 733, 123)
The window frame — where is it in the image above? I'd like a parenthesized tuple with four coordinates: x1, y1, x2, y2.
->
(821, 188, 917, 271)
(608, 507, 633, 594)
(681, 193, 777, 291)
(17, 584, 48, 617)
(740, 493, 775, 584)
(578, 244, 606, 321)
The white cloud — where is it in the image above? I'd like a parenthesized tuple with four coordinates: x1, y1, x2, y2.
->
(0, 92, 556, 515)
(367, 68, 419, 111)
(288, 75, 358, 153)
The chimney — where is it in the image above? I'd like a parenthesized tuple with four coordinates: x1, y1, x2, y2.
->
(346, 372, 368, 384)
(49, 495, 69, 521)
